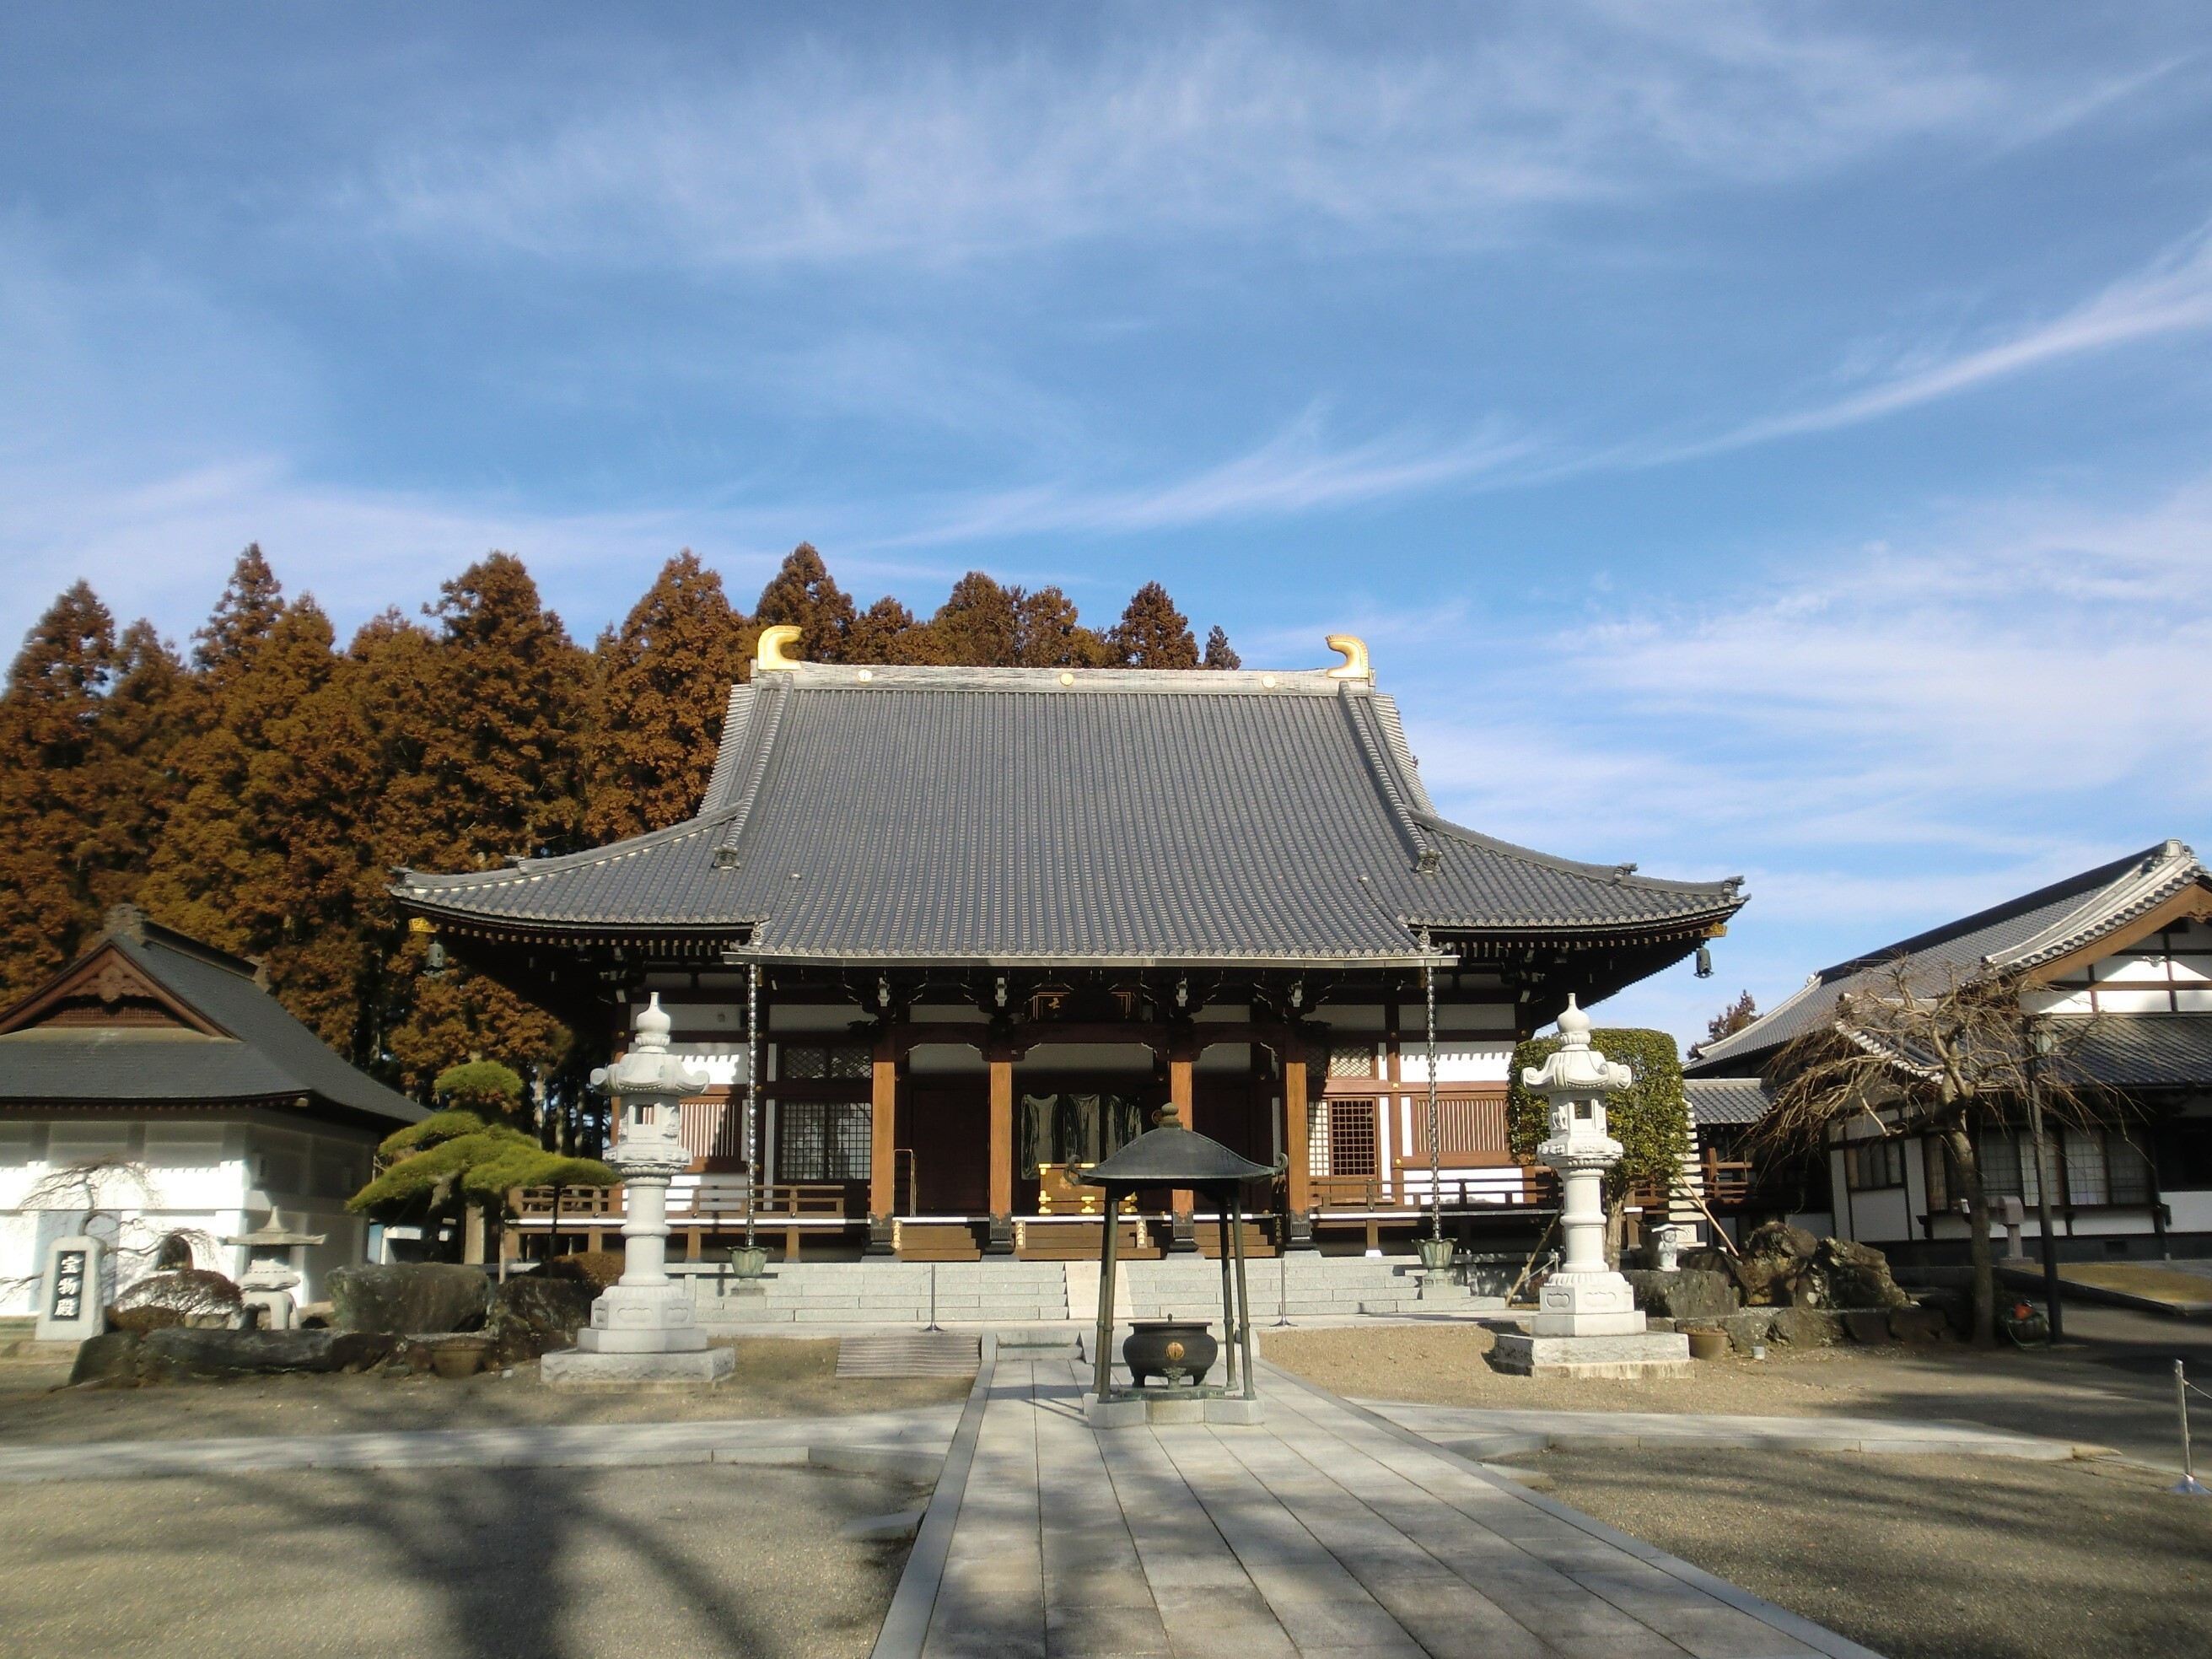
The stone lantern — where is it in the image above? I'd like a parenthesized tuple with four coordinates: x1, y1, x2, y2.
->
(543, 994, 735, 1387)
(1490, 997, 1690, 1378)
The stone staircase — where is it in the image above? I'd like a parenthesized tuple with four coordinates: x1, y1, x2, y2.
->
(689, 1253, 1491, 1329)
(1122, 1255, 1475, 1319)
(692, 1259, 1071, 1328)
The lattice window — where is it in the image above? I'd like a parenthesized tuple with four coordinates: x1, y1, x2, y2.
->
(1327, 1044, 1377, 1078)
(1328, 1101, 1378, 1178)
(779, 1041, 870, 1080)
(2064, 1128, 2107, 1205)
(779, 1102, 872, 1181)
(1307, 1102, 1331, 1177)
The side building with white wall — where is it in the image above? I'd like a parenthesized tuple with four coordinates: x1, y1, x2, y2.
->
(0, 907, 425, 1314)
(1687, 841, 2212, 1267)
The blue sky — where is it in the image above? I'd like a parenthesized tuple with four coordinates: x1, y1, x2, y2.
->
(5, 6, 2210, 1046)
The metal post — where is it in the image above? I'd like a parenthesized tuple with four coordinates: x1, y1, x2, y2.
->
(1233, 1191, 1257, 1401)
(2175, 1360, 2209, 1495)
(1093, 1186, 1121, 1403)
(1275, 1245, 1290, 1327)
(927, 1262, 939, 1333)
(2027, 1021, 2063, 1344)
(1218, 1188, 1239, 1392)
(745, 962, 760, 1253)
(1424, 935, 1442, 1245)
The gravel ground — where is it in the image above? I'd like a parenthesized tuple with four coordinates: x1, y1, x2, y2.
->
(1529, 1445, 2212, 1659)
(0, 1339, 969, 1446)
(1260, 1306, 2212, 1465)
(0, 1458, 920, 1659)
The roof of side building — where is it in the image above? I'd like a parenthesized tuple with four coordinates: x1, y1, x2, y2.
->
(0, 911, 425, 1128)
(1687, 840, 2209, 1077)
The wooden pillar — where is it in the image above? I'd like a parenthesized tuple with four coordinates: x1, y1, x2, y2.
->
(988, 1053, 1015, 1253)
(867, 1023, 899, 1255)
(1284, 1027, 1314, 1248)
(1169, 1050, 1197, 1252)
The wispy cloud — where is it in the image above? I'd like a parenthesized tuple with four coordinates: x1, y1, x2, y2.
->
(884, 412, 1537, 543)
(342, 11, 2006, 268)
(1681, 222, 2212, 454)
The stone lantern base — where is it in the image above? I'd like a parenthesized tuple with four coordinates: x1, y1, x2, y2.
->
(1489, 1329, 1691, 1379)
(542, 1346, 735, 1388)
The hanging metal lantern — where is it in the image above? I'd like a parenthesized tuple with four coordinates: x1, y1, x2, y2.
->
(1694, 943, 1714, 979)
(424, 939, 448, 976)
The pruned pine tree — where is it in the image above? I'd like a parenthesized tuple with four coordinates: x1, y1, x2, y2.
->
(585, 551, 751, 842)
(1759, 958, 2108, 1346)
(1111, 581, 1201, 668)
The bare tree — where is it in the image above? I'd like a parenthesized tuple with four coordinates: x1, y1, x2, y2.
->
(3, 1159, 218, 1312)
(1759, 958, 2112, 1346)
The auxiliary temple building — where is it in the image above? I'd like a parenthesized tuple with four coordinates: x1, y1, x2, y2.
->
(396, 632, 1745, 1260)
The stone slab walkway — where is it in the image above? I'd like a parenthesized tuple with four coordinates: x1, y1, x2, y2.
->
(887, 1347, 1876, 1659)
(1365, 1402, 2091, 1461)
(0, 1404, 962, 1483)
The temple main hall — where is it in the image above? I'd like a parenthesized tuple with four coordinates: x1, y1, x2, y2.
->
(395, 631, 1743, 1260)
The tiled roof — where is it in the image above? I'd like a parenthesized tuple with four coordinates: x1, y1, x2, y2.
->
(1687, 840, 2209, 1075)
(1684, 1077, 1773, 1126)
(398, 661, 1744, 965)
(2068, 1015, 2212, 1091)
(0, 922, 425, 1126)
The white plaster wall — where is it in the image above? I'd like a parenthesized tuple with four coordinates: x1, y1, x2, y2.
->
(2166, 1191, 2212, 1232)
(1397, 1044, 1513, 1084)
(669, 1044, 749, 1087)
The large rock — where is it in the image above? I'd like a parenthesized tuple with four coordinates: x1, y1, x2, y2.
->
(1808, 1237, 1911, 1310)
(138, 1327, 397, 1382)
(484, 1274, 599, 1365)
(1766, 1306, 1843, 1347)
(70, 1330, 144, 1387)
(1623, 1268, 1740, 1320)
(327, 1263, 492, 1335)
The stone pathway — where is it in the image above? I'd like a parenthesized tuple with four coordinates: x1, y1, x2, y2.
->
(889, 1348, 1876, 1659)
(0, 1404, 962, 1483)
(1366, 1401, 2092, 1461)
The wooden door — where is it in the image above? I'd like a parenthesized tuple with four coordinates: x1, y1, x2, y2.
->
(903, 1080, 991, 1215)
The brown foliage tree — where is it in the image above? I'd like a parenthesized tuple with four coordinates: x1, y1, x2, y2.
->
(754, 543, 856, 662)
(0, 583, 125, 997)
(138, 578, 379, 1054)
(1202, 624, 1241, 670)
(1705, 991, 1758, 1044)
(585, 552, 751, 841)
(1110, 581, 1201, 668)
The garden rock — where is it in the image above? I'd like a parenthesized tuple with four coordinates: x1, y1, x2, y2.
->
(138, 1327, 397, 1382)
(1842, 1309, 1892, 1344)
(327, 1263, 492, 1335)
(1766, 1306, 1843, 1347)
(1810, 1237, 1911, 1309)
(1623, 1268, 1738, 1320)
(541, 1251, 627, 1292)
(69, 1330, 143, 1387)
(484, 1274, 598, 1365)
(1889, 1305, 1951, 1343)
(1717, 1309, 1779, 1354)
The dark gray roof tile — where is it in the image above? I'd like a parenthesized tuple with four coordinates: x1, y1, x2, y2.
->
(399, 662, 1743, 962)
